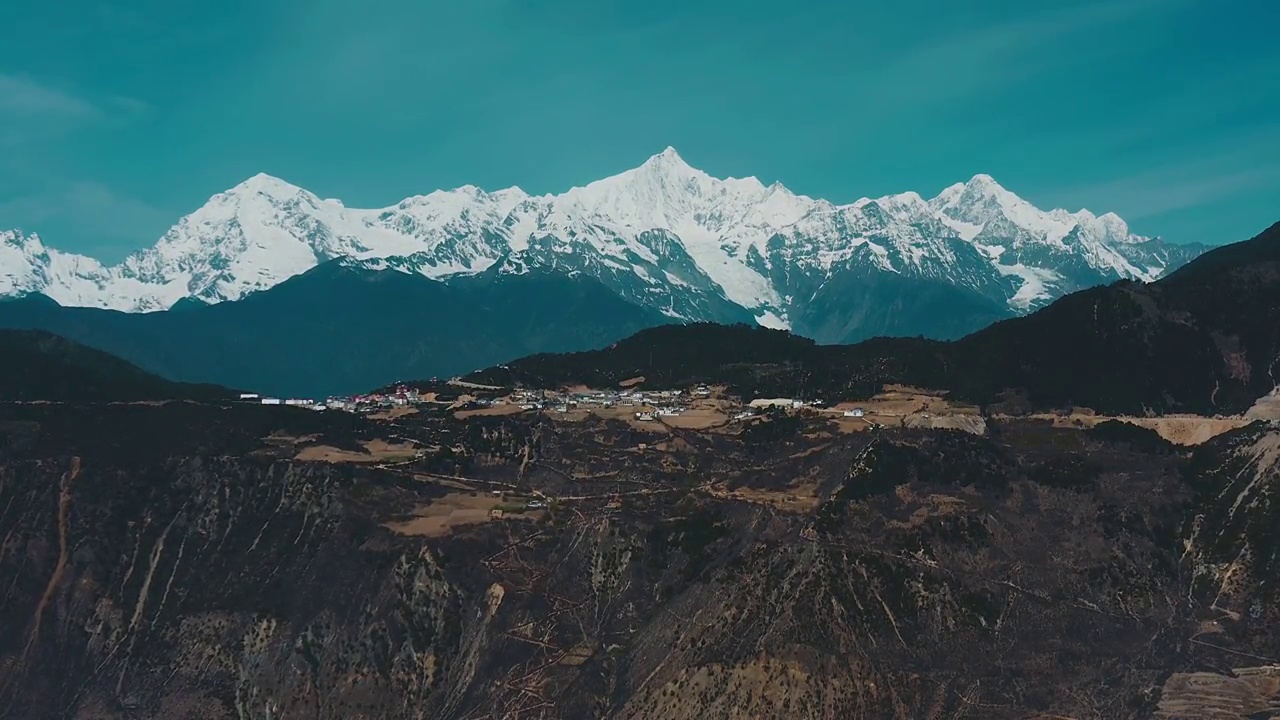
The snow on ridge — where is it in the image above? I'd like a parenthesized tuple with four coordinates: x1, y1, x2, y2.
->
(2, 150, 1178, 315)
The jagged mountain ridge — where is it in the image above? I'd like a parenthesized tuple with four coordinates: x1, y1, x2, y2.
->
(2, 148, 1206, 333)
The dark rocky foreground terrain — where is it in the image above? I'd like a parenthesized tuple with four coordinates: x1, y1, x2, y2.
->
(1, 396, 1278, 719)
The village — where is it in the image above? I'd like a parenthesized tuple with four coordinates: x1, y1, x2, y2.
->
(233, 379, 973, 434)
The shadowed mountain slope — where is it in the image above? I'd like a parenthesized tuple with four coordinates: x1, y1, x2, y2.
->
(0, 329, 234, 402)
(0, 263, 673, 398)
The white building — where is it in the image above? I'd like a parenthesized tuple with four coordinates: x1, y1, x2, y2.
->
(260, 398, 282, 405)
(239, 393, 260, 400)
(843, 408, 865, 418)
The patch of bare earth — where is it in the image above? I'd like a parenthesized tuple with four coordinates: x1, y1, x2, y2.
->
(709, 482, 822, 513)
(412, 474, 476, 491)
(446, 379, 504, 390)
(1246, 388, 1280, 421)
(903, 412, 987, 435)
(367, 406, 419, 420)
(559, 404, 670, 433)
(661, 407, 729, 429)
(294, 439, 418, 463)
(1031, 413, 1254, 446)
(1156, 665, 1280, 719)
(620, 655, 848, 720)
(384, 493, 543, 538)
(619, 376, 645, 388)
(824, 386, 977, 431)
(455, 404, 525, 419)
(444, 394, 480, 410)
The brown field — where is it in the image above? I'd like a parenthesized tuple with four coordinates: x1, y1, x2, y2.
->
(384, 492, 543, 538)
(544, 398, 734, 431)
(446, 379, 505, 390)
(1029, 413, 1253, 446)
(294, 438, 419, 463)
(543, 408, 594, 423)
(549, 404, 672, 433)
(882, 383, 946, 395)
(455, 404, 526, 419)
(1246, 389, 1280, 421)
(367, 406, 419, 419)
(821, 386, 978, 431)
(708, 481, 822, 512)
(903, 412, 987, 435)
(445, 394, 478, 409)
(619, 376, 646, 387)
(1126, 416, 1255, 445)
(659, 406, 729, 429)
(822, 387, 977, 433)
(830, 416, 875, 434)
(1156, 665, 1280, 719)
(412, 474, 476, 491)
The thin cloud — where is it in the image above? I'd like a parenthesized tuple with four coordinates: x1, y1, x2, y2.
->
(862, 0, 1186, 108)
(0, 74, 99, 118)
(1046, 155, 1280, 221)
(0, 74, 148, 136)
(0, 180, 171, 261)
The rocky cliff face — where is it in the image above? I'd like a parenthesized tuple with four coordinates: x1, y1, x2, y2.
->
(2, 399, 1277, 719)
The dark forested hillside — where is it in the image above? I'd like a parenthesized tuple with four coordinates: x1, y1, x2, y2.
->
(0, 264, 672, 397)
(0, 329, 234, 402)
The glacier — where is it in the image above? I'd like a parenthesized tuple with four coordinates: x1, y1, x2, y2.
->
(0, 147, 1206, 327)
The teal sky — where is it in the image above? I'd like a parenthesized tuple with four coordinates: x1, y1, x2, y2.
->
(1, 0, 1276, 262)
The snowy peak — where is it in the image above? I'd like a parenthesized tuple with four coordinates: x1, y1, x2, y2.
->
(641, 146, 694, 173)
(0, 149, 1207, 323)
(933, 173, 1037, 228)
(0, 229, 113, 305)
(215, 173, 319, 209)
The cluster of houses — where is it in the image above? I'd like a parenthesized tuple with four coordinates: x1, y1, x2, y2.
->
(530, 386, 712, 417)
(240, 382, 870, 423)
(238, 386, 425, 413)
(745, 397, 864, 417)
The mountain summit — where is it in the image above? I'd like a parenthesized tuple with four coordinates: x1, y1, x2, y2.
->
(1, 150, 1206, 338)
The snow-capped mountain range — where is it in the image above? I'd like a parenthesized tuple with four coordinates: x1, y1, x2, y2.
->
(1, 147, 1205, 335)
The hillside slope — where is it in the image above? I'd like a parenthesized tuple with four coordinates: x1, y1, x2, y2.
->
(0, 263, 672, 397)
(475, 221, 1280, 415)
(0, 329, 234, 402)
